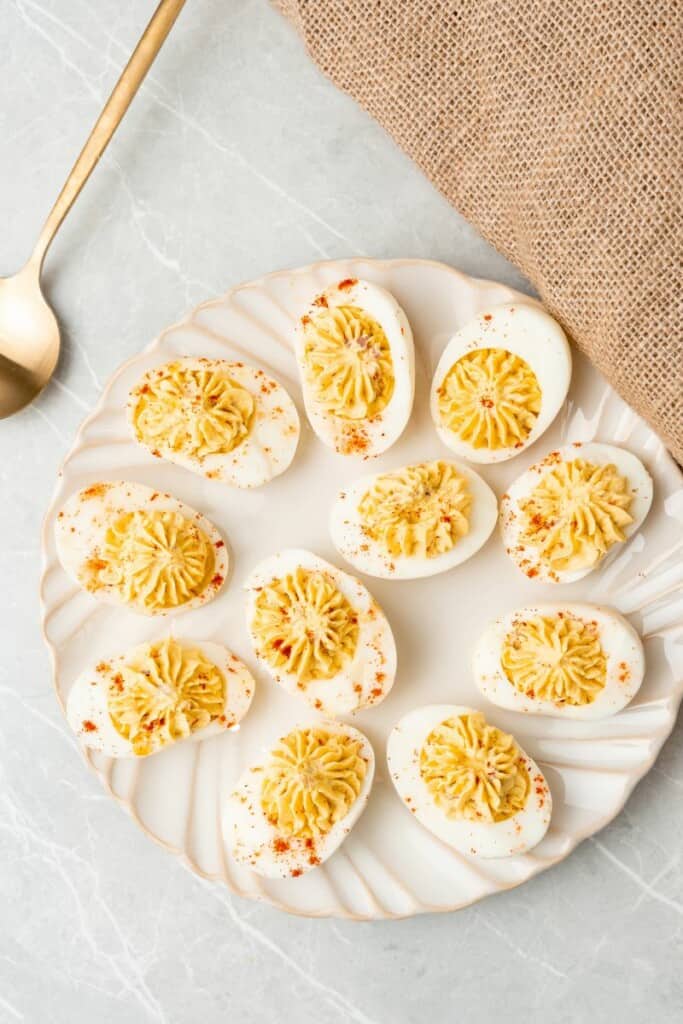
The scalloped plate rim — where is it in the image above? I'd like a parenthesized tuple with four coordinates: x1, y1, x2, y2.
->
(39, 256, 683, 920)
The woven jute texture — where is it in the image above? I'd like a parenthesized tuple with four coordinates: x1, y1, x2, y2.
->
(275, 0, 682, 461)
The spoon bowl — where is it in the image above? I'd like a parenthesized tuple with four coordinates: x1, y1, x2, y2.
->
(0, 263, 60, 417)
(0, 0, 186, 421)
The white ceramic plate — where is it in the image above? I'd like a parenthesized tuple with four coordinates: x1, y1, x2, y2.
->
(40, 259, 683, 920)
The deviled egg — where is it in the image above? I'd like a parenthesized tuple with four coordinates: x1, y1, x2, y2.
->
(431, 304, 571, 463)
(294, 278, 414, 457)
(387, 705, 551, 857)
(330, 458, 497, 579)
(128, 357, 300, 488)
(223, 721, 374, 878)
(67, 636, 254, 757)
(500, 442, 653, 583)
(55, 481, 228, 615)
(474, 603, 645, 719)
(245, 549, 396, 714)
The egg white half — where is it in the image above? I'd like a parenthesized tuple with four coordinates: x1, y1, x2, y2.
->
(294, 278, 415, 458)
(329, 459, 498, 580)
(387, 704, 552, 858)
(223, 719, 375, 878)
(430, 304, 571, 463)
(473, 603, 645, 720)
(245, 548, 397, 715)
(54, 480, 229, 615)
(66, 639, 255, 757)
(500, 442, 654, 583)
(128, 357, 300, 488)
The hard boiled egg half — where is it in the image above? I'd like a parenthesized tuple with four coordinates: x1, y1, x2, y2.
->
(387, 705, 551, 857)
(473, 603, 645, 720)
(128, 357, 300, 488)
(430, 304, 571, 463)
(223, 721, 374, 878)
(67, 636, 254, 757)
(330, 458, 497, 579)
(55, 481, 228, 615)
(245, 549, 396, 714)
(500, 442, 653, 583)
(294, 278, 414, 457)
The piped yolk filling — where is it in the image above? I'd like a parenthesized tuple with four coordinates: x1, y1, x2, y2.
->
(438, 347, 541, 449)
(108, 637, 226, 756)
(261, 727, 367, 838)
(302, 305, 394, 420)
(133, 362, 255, 459)
(91, 509, 215, 611)
(520, 459, 633, 572)
(251, 567, 359, 684)
(358, 460, 471, 559)
(501, 614, 607, 705)
(420, 713, 529, 823)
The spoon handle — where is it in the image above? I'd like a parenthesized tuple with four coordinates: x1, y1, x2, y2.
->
(30, 0, 186, 269)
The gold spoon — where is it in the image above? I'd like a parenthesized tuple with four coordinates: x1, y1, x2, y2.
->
(0, 0, 186, 420)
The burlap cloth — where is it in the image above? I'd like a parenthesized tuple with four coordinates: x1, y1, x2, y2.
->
(275, 0, 682, 462)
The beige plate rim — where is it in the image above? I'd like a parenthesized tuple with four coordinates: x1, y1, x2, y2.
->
(39, 257, 683, 920)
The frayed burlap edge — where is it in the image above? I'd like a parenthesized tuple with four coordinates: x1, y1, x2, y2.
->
(274, 0, 682, 461)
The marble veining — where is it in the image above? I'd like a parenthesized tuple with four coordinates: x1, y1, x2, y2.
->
(1, 1, 681, 1022)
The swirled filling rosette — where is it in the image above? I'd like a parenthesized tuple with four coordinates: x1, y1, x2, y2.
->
(223, 721, 374, 878)
(387, 705, 551, 857)
(294, 278, 414, 458)
(128, 357, 300, 488)
(54, 480, 228, 615)
(430, 304, 571, 463)
(500, 442, 653, 583)
(329, 458, 497, 579)
(473, 603, 645, 719)
(245, 549, 396, 715)
(67, 636, 254, 756)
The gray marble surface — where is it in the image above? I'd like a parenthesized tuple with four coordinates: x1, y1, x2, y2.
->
(1, 2, 681, 1022)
